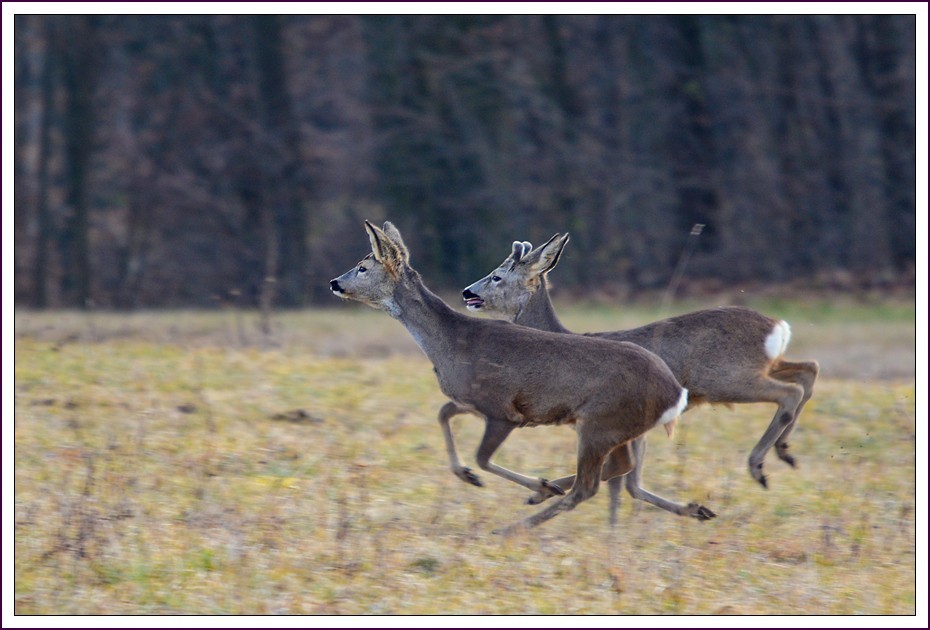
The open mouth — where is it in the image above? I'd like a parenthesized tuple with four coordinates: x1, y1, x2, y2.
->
(462, 288, 484, 310)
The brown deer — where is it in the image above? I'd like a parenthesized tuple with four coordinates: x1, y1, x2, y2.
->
(330, 221, 711, 533)
(456, 235, 818, 525)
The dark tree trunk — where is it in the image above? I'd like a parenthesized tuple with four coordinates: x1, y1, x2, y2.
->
(57, 16, 98, 308)
(855, 16, 916, 271)
(668, 16, 719, 256)
(252, 15, 308, 307)
(33, 19, 56, 308)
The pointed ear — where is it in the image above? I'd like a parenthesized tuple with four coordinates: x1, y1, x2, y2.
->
(365, 220, 391, 263)
(523, 233, 569, 276)
(381, 221, 410, 263)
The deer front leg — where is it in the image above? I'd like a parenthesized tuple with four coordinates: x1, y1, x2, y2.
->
(475, 418, 566, 496)
(437, 401, 482, 487)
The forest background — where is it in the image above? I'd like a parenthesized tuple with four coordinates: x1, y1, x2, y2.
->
(11, 13, 917, 309)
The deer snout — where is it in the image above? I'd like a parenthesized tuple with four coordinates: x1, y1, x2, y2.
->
(462, 288, 485, 310)
(330, 279, 345, 295)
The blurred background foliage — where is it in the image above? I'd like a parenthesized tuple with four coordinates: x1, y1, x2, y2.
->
(12, 14, 916, 308)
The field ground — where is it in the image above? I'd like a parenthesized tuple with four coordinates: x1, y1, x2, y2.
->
(11, 298, 918, 615)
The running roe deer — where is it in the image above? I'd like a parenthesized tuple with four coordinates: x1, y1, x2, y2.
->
(329, 221, 711, 532)
(458, 235, 819, 524)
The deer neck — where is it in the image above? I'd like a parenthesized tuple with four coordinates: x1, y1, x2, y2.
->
(513, 279, 572, 334)
(388, 270, 468, 365)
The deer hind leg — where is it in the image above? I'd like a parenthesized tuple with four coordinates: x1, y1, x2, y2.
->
(604, 441, 636, 527)
(744, 378, 806, 488)
(525, 442, 633, 508)
(768, 360, 820, 468)
(474, 417, 566, 497)
(623, 436, 716, 521)
(438, 401, 482, 487)
(495, 428, 610, 535)
(601, 442, 635, 479)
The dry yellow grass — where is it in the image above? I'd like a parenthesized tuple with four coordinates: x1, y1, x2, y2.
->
(12, 304, 917, 615)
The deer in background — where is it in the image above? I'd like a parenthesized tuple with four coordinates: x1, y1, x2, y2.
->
(453, 234, 818, 525)
(330, 221, 711, 533)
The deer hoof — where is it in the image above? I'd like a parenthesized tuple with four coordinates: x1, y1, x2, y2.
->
(525, 492, 550, 505)
(749, 461, 768, 489)
(525, 480, 565, 505)
(687, 503, 716, 521)
(541, 479, 565, 495)
(456, 467, 483, 487)
(776, 445, 797, 468)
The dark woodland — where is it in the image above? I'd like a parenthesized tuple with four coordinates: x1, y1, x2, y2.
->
(12, 14, 917, 308)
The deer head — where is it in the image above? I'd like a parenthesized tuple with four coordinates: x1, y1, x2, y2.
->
(330, 221, 411, 313)
(462, 233, 569, 319)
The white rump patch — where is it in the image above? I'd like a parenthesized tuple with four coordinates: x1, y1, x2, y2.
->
(657, 388, 688, 431)
(764, 321, 792, 360)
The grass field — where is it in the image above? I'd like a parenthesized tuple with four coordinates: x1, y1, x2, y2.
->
(11, 298, 918, 615)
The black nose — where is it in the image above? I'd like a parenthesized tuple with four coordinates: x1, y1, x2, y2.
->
(462, 288, 478, 299)
(330, 280, 342, 292)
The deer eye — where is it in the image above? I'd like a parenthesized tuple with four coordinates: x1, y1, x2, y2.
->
(358, 266, 367, 273)
(491, 276, 502, 283)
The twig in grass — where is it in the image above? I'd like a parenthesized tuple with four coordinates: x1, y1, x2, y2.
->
(40, 452, 99, 565)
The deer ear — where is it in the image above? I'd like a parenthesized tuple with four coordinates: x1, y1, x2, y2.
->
(524, 233, 569, 276)
(365, 220, 391, 263)
(381, 221, 410, 263)
(544, 234, 569, 273)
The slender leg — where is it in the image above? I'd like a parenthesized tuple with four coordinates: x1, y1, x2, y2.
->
(603, 442, 635, 527)
(474, 418, 566, 496)
(437, 401, 482, 486)
(607, 476, 624, 527)
(744, 378, 805, 488)
(531, 436, 717, 523)
(768, 360, 820, 468)
(495, 424, 609, 534)
(624, 436, 715, 520)
(526, 442, 633, 507)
